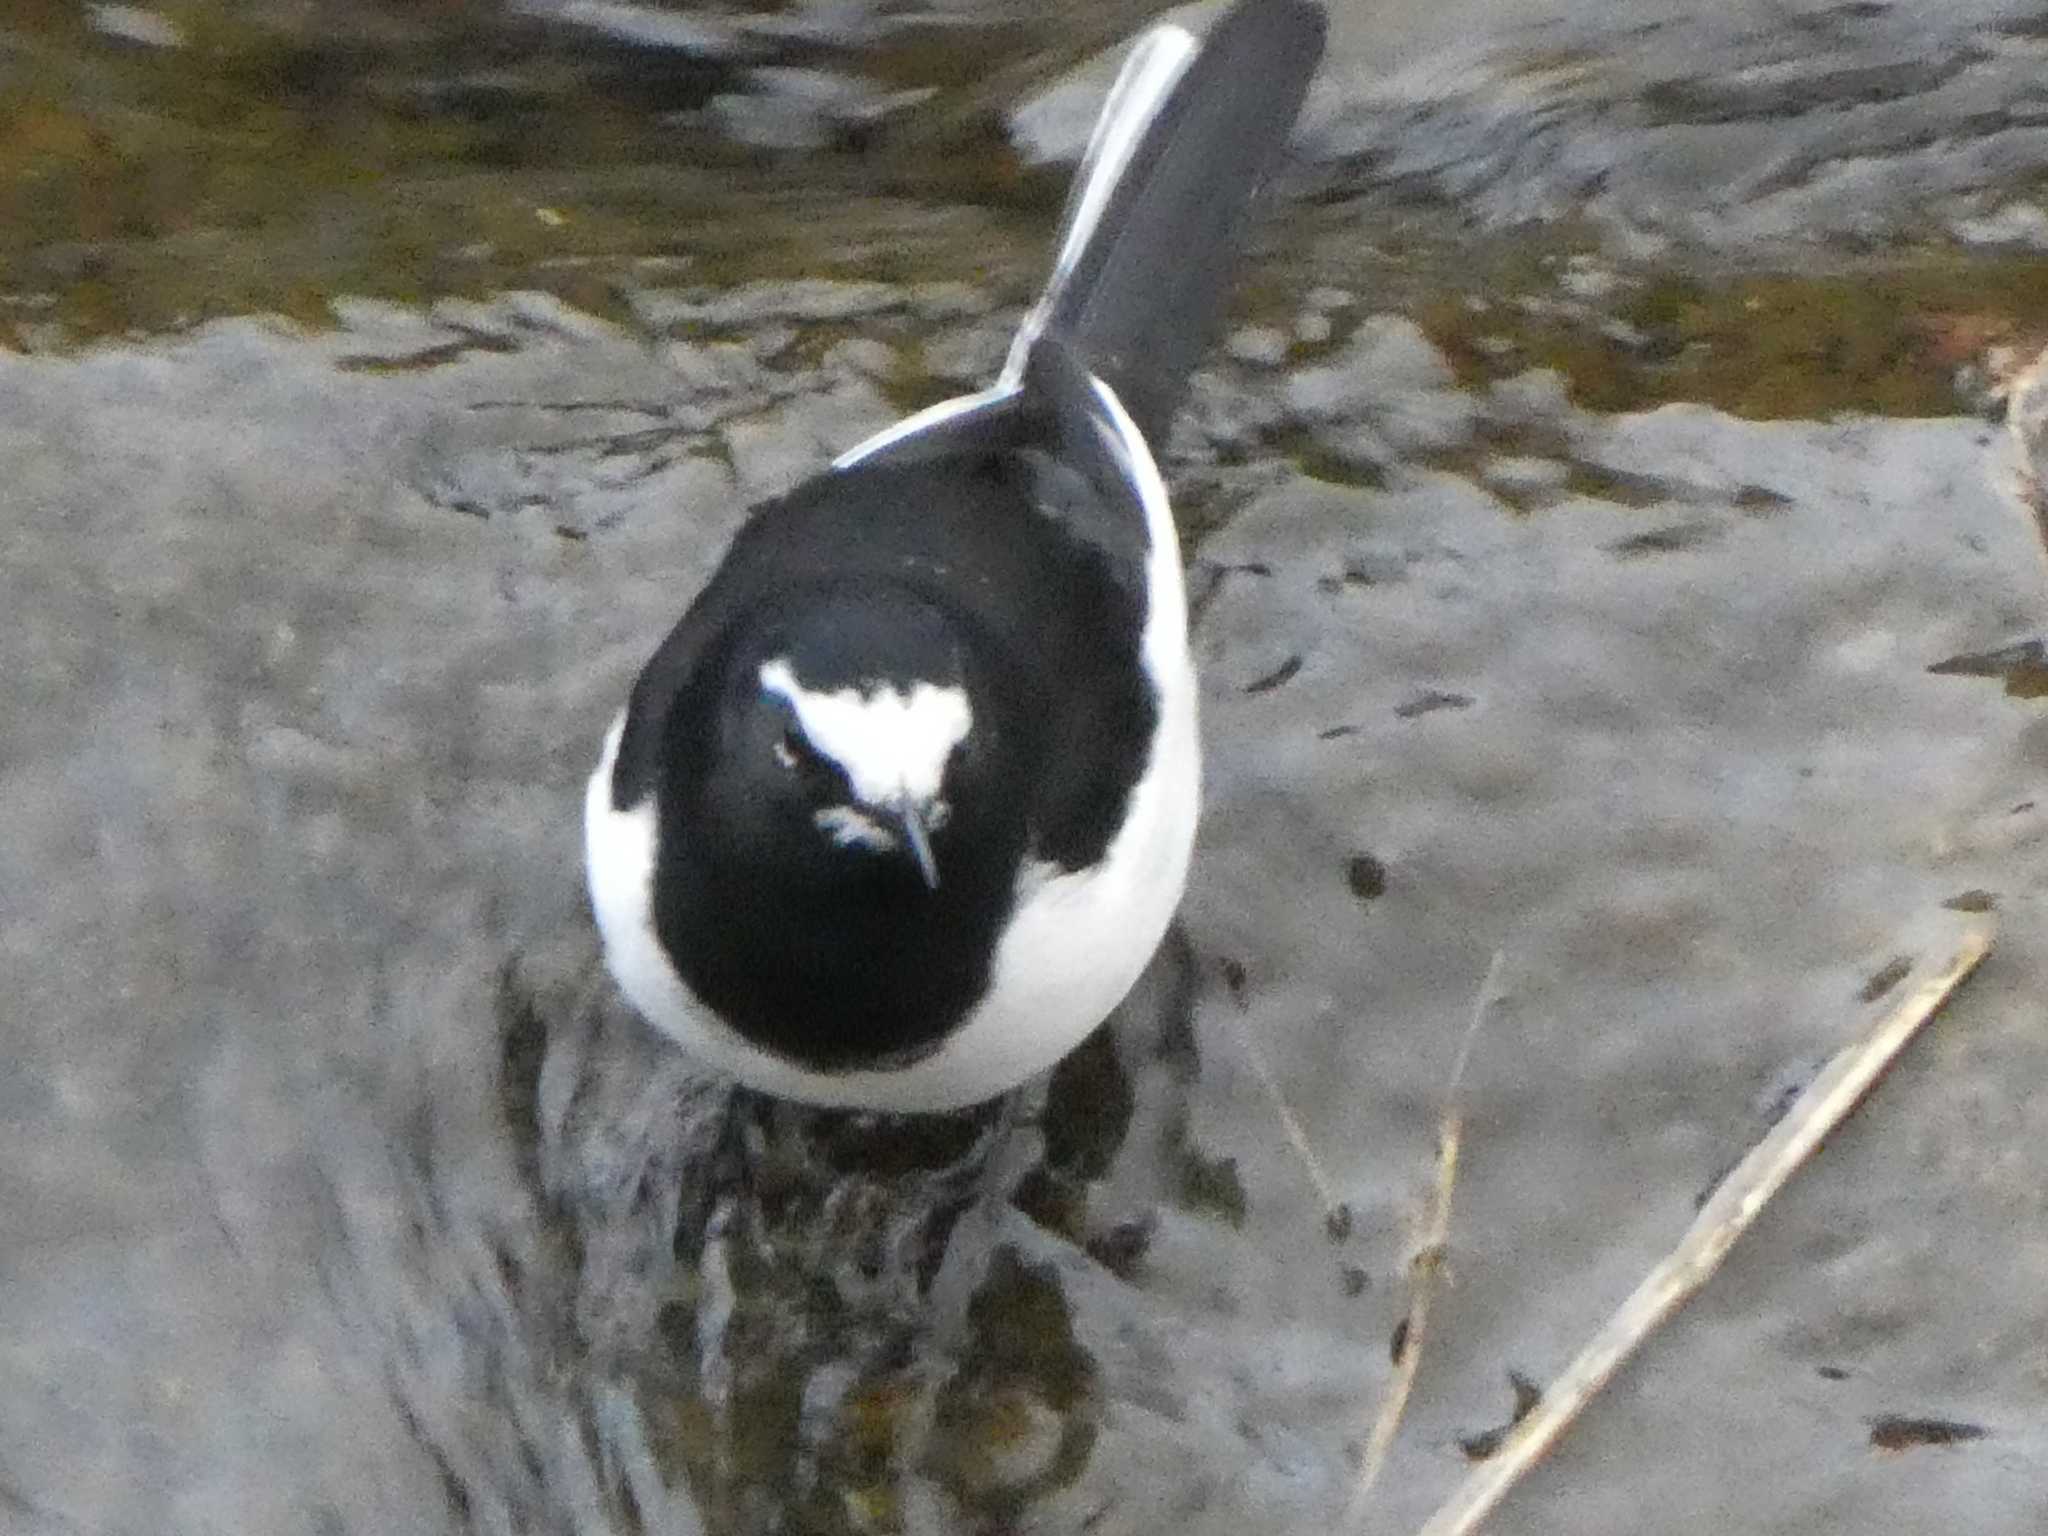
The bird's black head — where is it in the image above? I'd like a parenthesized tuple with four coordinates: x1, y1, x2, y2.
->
(649, 581, 1035, 1069)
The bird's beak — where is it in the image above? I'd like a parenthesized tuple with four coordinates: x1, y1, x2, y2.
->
(886, 800, 941, 890)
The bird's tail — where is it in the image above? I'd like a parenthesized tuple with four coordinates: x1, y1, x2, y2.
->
(1009, 0, 1327, 446)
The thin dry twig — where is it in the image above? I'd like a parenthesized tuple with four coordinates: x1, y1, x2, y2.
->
(1413, 922, 1994, 1536)
(1235, 1019, 1347, 1222)
(1990, 335, 2048, 565)
(1346, 950, 1507, 1527)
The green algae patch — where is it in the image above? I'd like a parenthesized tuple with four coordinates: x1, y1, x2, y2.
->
(1175, 1144, 1250, 1227)
(1293, 212, 2039, 419)
(1262, 421, 1390, 490)
(1419, 250, 2048, 420)
(0, 2, 1052, 349)
(923, 1246, 1099, 1518)
(13, 0, 2048, 437)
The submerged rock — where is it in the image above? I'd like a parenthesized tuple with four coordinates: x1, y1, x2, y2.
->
(86, 3, 185, 48)
(1018, 2, 2048, 249)
(705, 67, 936, 151)
(511, 0, 754, 60)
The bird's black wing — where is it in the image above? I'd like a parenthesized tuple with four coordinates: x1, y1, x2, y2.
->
(1006, 337, 1167, 869)
(1011, 333, 1155, 581)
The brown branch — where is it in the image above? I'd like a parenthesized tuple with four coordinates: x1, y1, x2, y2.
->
(1414, 922, 1993, 1536)
(1236, 1018, 1346, 1224)
(1347, 950, 1506, 1527)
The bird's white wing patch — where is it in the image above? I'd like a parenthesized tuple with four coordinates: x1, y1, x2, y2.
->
(831, 383, 1020, 469)
(833, 369, 1202, 1110)
(759, 659, 972, 807)
(1083, 371, 1187, 677)
(584, 709, 709, 1052)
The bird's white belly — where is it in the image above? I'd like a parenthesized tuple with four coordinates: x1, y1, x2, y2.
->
(584, 665, 1199, 1113)
(883, 670, 1200, 1109)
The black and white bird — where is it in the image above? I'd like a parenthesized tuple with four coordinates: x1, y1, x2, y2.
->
(586, 0, 1326, 1113)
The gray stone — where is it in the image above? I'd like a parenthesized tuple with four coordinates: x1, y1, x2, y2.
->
(1226, 325, 1292, 368)
(818, 335, 898, 382)
(1950, 199, 2048, 249)
(723, 377, 895, 502)
(1487, 367, 1576, 428)
(920, 316, 1017, 386)
(1376, 387, 1479, 454)
(1303, 0, 2048, 250)
(905, 281, 995, 323)
(1482, 453, 1572, 502)
(1008, 2, 1241, 166)
(326, 296, 463, 364)
(1293, 311, 1333, 346)
(745, 322, 799, 361)
(512, 0, 750, 58)
(1284, 315, 1474, 458)
(86, 4, 183, 48)
(1285, 315, 1458, 420)
(497, 289, 626, 343)
(426, 295, 524, 342)
(706, 68, 933, 151)
(1558, 254, 1624, 301)
(1178, 367, 1289, 457)
(1597, 316, 1653, 351)
(1008, 47, 1127, 167)
(659, 338, 781, 409)
(629, 279, 912, 332)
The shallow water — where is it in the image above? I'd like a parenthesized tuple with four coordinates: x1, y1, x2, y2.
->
(6, 3, 2048, 1534)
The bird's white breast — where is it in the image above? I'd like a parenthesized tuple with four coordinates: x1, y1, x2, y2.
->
(879, 371, 1200, 1107)
(584, 712, 705, 1050)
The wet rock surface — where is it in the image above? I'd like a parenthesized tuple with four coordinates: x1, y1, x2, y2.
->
(7, 258, 2048, 1534)
(1019, 0, 2048, 253)
(13, 2, 2048, 1531)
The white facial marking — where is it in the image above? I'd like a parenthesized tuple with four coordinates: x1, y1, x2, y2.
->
(758, 658, 972, 809)
(814, 805, 895, 851)
(811, 799, 952, 852)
